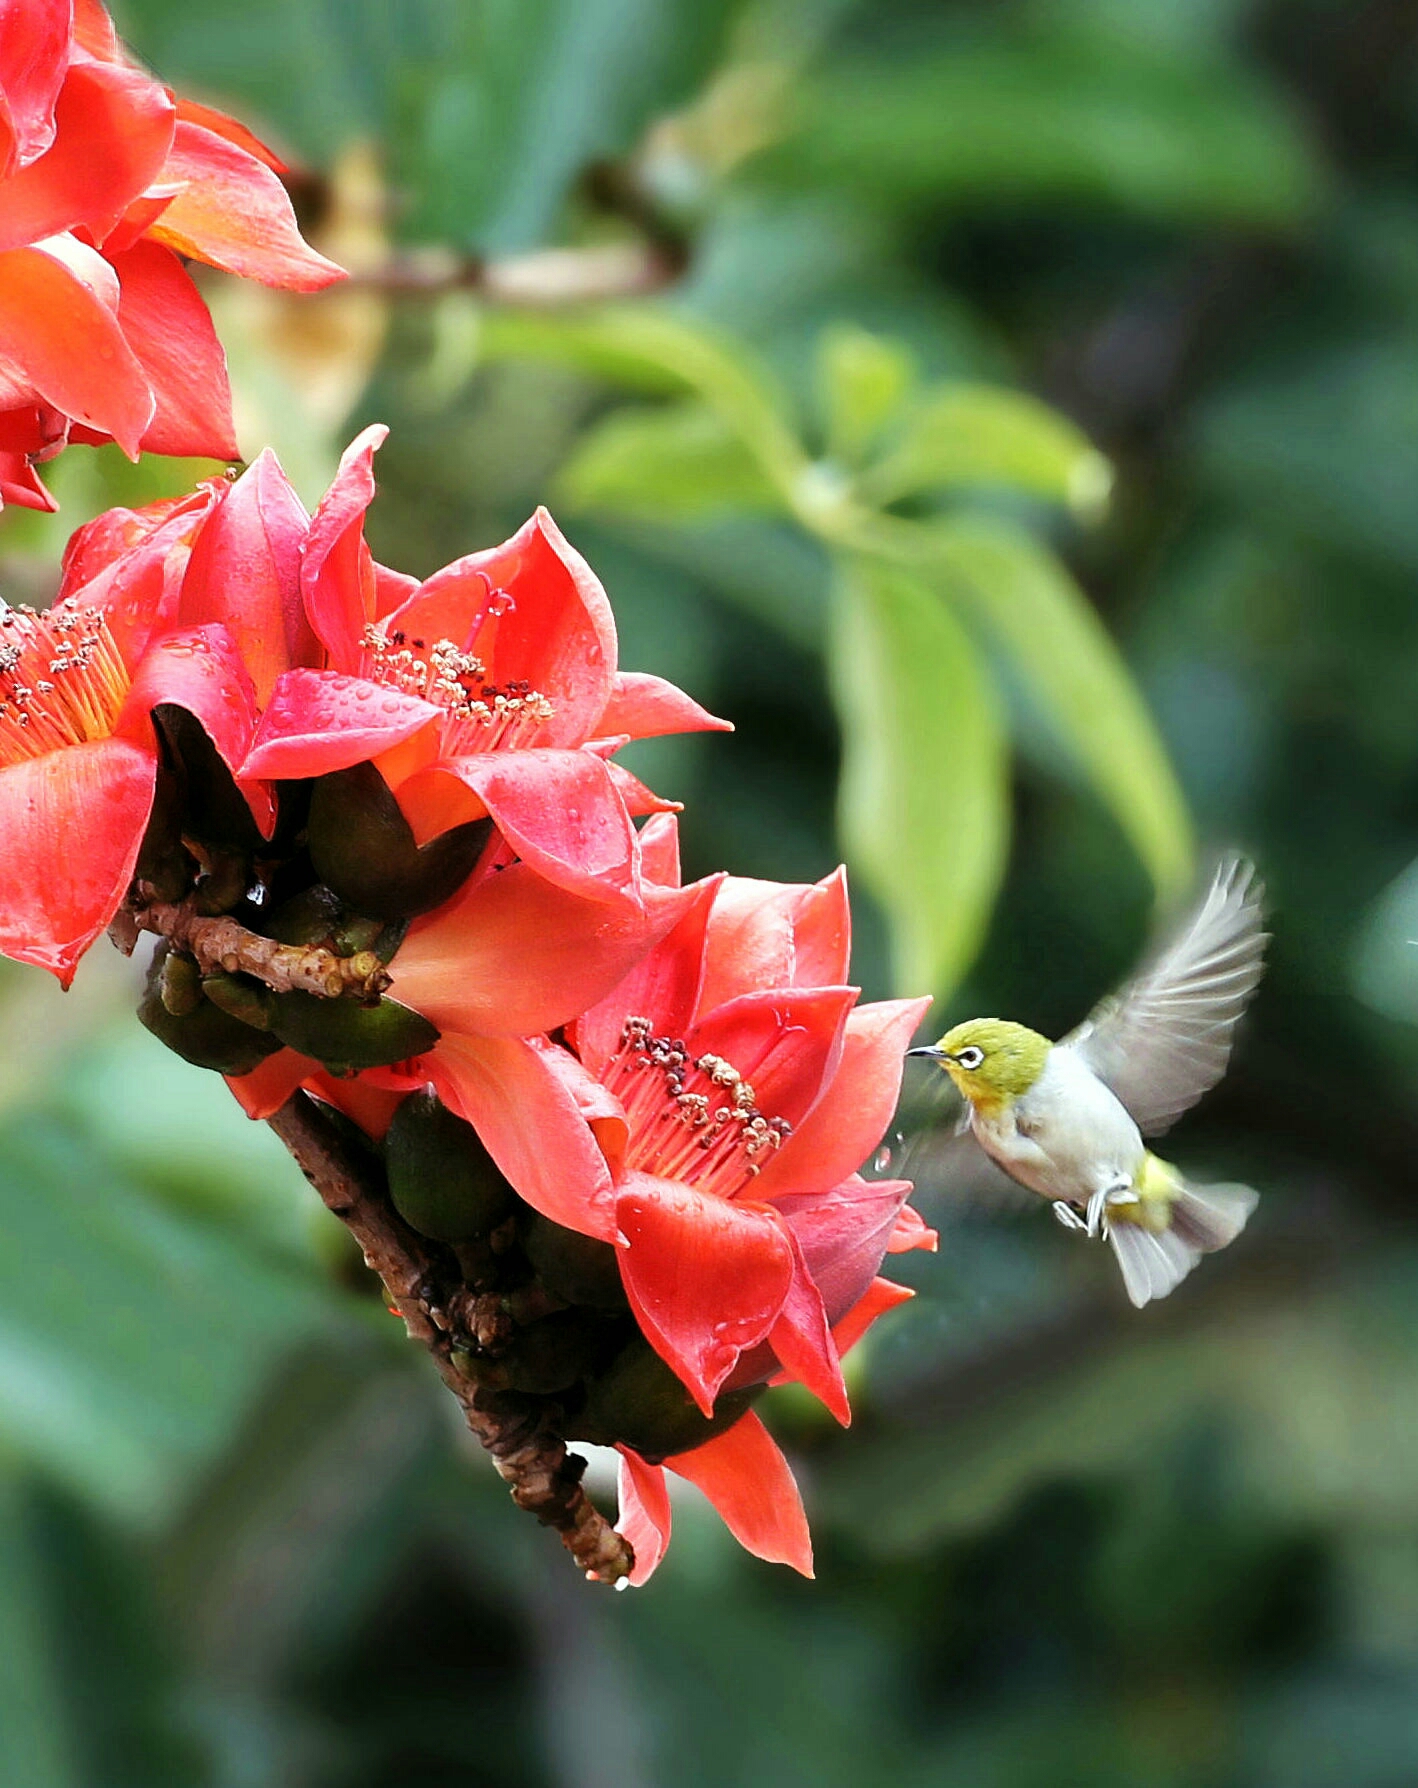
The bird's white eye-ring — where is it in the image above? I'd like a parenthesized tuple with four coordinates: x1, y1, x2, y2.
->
(954, 1045, 985, 1071)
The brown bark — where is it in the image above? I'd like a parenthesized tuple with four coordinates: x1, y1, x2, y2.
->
(267, 1092, 634, 1586)
(132, 902, 390, 1000)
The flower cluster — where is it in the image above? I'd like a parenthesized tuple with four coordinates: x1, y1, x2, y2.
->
(0, 0, 342, 510)
(0, 424, 934, 1582)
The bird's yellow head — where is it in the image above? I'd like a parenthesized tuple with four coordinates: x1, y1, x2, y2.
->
(908, 1018, 1051, 1115)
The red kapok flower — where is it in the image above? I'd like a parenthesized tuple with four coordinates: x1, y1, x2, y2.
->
(0, 478, 263, 982)
(241, 427, 729, 907)
(0, 0, 343, 509)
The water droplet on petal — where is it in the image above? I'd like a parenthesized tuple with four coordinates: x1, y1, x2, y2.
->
(873, 1145, 893, 1173)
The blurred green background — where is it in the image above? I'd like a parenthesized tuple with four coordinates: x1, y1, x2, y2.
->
(4, 0, 1418, 1781)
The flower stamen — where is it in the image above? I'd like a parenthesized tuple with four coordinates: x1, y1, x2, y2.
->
(360, 612, 554, 754)
(0, 601, 131, 766)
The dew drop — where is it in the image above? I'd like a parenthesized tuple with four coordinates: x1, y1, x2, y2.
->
(873, 1145, 893, 1172)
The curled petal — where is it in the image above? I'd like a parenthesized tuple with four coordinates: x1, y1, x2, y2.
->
(0, 58, 174, 252)
(223, 1048, 405, 1139)
(180, 447, 315, 705)
(752, 997, 931, 1200)
(144, 120, 345, 290)
(173, 97, 285, 173)
(696, 868, 852, 1018)
(393, 866, 696, 1040)
(300, 424, 385, 669)
(637, 812, 681, 889)
(240, 669, 439, 782)
(615, 1448, 673, 1587)
(887, 1201, 938, 1254)
(0, 441, 58, 510)
(829, 1276, 914, 1359)
(0, 736, 154, 985)
(106, 240, 236, 459)
(427, 1032, 616, 1241)
(0, 239, 153, 455)
(0, 0, 70, 172)
(604, 757, 681, 818)
(665, 1411, 812, 1578)
(596, 671, 731, 742)
(615, 1173, 794, 1415)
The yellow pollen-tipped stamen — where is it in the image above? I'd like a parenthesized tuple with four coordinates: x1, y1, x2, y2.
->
(0, 601, 131, 767)
(359, 605, 554, 755)
(601, 1017, 792, 1200)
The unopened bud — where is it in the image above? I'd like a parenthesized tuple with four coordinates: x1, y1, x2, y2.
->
(201, 971, 277, 1030)
(267, 990, 439, 1072)
(569, 1337, 760, 1461)
(386, 1089, 515, 1241)
(521, 1211, 629, 1311)
(158, 948, 202, 1017)
(488, 1310, 609, 1395)
(308, 762, 492, 919)
(139, 944, 284, 1075)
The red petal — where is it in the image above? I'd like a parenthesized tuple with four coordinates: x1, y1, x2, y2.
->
(0, 57, 173, 251)
(70, 0, 116, 58)
(530, 1034, 628, 1175)
(615, 1448, 673, 1586)
(767, 1177, 914, 1326)
(179, 446, 315, 705)
(223, 1047, 307, 1119)
(887, 1201, 938, 1254)
(596, 671, 731, 741)
(144, 120, 344, 290)
(0, 736, 154, 984)
(393, 509, 615, 749)
(0, 441, 58, 509)
(686, 986, 857, 1136)
(696, 868, 851, 1018)
(106, 240, 236, 459)
(0, 0, 70, 173)
(571, 874, 719, 1080)
(615, 1174, 794, 1415)
(0, 240, 153, 455)
(118, 624, 267, 828)
(665, 1411, 813, 1578)
(605, 757, 682, 818)
(240, 668, 439, 781)
(300, 424, 385, 669)
(392, 866, 696, 1039)
(420, 749, 639, 905)
(768, 1221, 850, 1424)
(638, 812, 681, 888)
(753, 996, 930, 1199)
(173, 97, 286, 174)
(830, 1276, 913, 1358)
(427, 1032, 616, 1241)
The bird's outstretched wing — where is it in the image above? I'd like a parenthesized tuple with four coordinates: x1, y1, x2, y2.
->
(1061, 856, 1267, 1137)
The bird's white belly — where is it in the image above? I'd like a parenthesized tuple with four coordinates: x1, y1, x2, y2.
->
(972, 1047, 1145, 1204)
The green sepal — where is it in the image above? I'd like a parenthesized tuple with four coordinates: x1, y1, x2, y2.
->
(307, 762, 492, 919)
(385, 1089, 515, 1241)
(158, 948, 202, 1018)
(263, 885, 343, 948)
(568, 1337, 761, 1461)
(200, 972, 277, 1031)
(267, 991, 439, 1072)
(138, 944, 285, 1075)
(521, 1210, 629, 1311)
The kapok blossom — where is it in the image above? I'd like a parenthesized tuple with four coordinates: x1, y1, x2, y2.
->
(241, 426, 730, 907)
(0, 478, 262, 981)
(0, 0, 343, 509)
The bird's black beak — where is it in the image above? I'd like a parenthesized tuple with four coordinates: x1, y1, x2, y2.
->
(906, 1046, 948, 1061)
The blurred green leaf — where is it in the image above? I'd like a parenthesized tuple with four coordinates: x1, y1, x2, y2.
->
(557, 402, 785, 519)
(831, 555, 1008, 999)
(779, 36, 1325, 224)
(0, 1472, 77, 1788)
(1352, 857, 1418, 1027)
(927, 516, 1193, 899)
(858, 383, 1112, 516)
(0, 1115, 336, 1524)
(816, 323, 917, 466)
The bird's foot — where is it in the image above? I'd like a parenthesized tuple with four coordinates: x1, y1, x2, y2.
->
(1084, 1188, 1112, 1240)
(1052, 1201, 1088, 1233)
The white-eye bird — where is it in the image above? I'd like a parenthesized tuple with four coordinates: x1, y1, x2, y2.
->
(907, 858, 1266, 1307)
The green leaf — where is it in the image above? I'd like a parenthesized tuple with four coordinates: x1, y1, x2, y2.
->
(484, 307, 810, 499)
(0, 1472, 78, 1788)
(830, 555, 1008, 1000)
(858, 383, 1112, 516)
(556, 402, 787, 520)
(0, 1113, 336, 1524)
(927, 515, 1193, 898)
(816, 324, 917, 466)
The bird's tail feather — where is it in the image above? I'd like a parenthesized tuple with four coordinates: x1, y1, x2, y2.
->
(1108, 1179, 1258, 1309)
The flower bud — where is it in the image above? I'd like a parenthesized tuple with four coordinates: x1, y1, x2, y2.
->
(201, 972, 277, 1030)
(569, 1336, 760, 1461)
(266, 990, 439, 1073)
(481, 1310, 611, 1396)
(521, 1211, 629, 1310)
(385, 1089, 515, 1241)
(264, 885, 343, 948)
(139, 944, 284, 1075)
(307, 763, 492, 919)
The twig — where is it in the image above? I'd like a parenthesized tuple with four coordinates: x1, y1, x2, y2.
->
(132, 901, 390, 1000)
(267, 1091, 634, 1586)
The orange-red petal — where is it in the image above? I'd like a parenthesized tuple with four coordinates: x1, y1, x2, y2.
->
(107, 239, 236, 459)
(615, 1448, 673, 1587)
(665, 1411, 813, 1578)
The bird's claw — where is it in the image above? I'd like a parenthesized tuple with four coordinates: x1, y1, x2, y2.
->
(1052, 1201, 1087, 1233)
